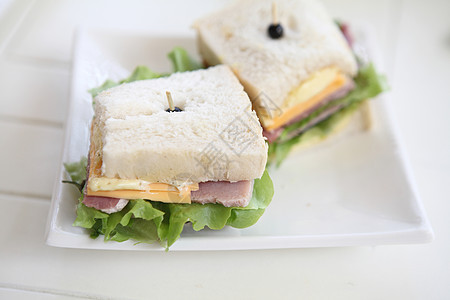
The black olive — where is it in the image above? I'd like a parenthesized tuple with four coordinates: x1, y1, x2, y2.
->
(268, 23, 283, 39)
(166, 106, 183, 113)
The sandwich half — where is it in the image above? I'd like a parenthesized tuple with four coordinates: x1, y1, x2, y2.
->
(70, 65, 273, 248)
(194, 0, 386, 164)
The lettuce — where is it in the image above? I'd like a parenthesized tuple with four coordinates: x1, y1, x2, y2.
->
(68, 161, 273, 249)
(268, 63, 387, 166)
(167, 46, 203, 72)
(88, 47, 203, 98)
(62, 157, 88, 192)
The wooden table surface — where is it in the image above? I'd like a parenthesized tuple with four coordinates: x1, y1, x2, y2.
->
(0, 0, 449, 299)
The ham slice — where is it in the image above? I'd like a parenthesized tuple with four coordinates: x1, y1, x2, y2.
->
(191, 180, 253, 207)
(282, 103, 345, 141)
(263, 127, 284, 144)
(338, 22, 354, 47)
(83, 195, 129, 214)
(263, 79, 355, 143)
(83, 180, 254, 213)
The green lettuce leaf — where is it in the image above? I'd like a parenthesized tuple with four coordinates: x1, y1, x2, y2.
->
(88, 47, 202, 98)
(88, 66, 163, 98)
(73, 197, 108, 228)
(66, 160, 273, 250)
(107, 200, 164, 244)
(62, 157, 87, 192)
(268, 63, 387, 166)
(167, 46, 203, 72)
(119, 66, 164, 84)
(88, 80, 119, 99)
(63, 157, 87, 185)
(111, 219, 160, 244)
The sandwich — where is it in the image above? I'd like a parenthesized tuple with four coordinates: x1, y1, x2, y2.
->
(193, 0, 386, 165)
(65, 64, 273, 249)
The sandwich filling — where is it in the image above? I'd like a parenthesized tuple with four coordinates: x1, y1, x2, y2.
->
(85, 128, 254, 209)
(258, 67, 350, 131)
(84, 180, 254, 213)
(262, 68, 356, 143)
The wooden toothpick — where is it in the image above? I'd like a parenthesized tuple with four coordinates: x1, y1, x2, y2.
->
(166, 91, 175, 111)
(272, 2, 278, 25)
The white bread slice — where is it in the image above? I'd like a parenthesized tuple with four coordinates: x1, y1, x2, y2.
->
(193, 0, 357, 120)
(93, 65, 267, 185)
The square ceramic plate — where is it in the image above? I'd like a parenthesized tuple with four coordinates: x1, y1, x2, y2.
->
(45, 28, 433, 251)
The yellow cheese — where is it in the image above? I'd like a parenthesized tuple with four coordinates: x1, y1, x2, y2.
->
(89, 177, 199, 193)
(86, 187, 192, 204)
(282, 67, 340, 109)
(86, 124, 197, 204)
(264, 72, 348, 131)
(87, 177, 199, 204)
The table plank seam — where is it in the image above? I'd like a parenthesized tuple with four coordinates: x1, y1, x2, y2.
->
(0, 282, 128, 300)
(0, 190, 51, 202)
(0, 0, 37, 56)
(0, 114, 64, 129)
(3, 51, 71, 70)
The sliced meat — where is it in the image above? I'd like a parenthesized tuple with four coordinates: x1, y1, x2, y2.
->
(264, 127, 284, 143)
(83, 195, 129, 214)
(283, 103, 345, 141)
(338, 22, 354, 47)
(191, 180, 253, 207)
(285, 79, 355, 128)
(263, 79, 355, 143)
(83, 180, 253, 213)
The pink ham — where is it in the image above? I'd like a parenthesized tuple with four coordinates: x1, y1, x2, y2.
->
(83, 195, 129, 213)
(83, 180, 254, 213)
(191, 180, 253, 207)
(263, 79, 355, 143)
(83, 195, 120, 209)
(338, 22, 354, 47)
(264, 127, 284, 144)
(282, 103, 345, 141)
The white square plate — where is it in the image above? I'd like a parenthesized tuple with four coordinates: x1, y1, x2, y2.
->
(45, 28, 433, 251)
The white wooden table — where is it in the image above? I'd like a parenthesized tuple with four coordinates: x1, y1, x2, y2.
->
(0, 0, 449, 299)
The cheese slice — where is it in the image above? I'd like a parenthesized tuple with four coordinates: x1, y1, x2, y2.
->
(86, 122, 197, 204)
(282, 67, 340, 110)
(89, 177, 199, 193)
(260, 69, 348, 131)
(86, 178, 198, 204)
(86, 187, 192, 204)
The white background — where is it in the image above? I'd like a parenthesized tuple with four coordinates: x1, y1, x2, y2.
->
(0, 0, 449, 299)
